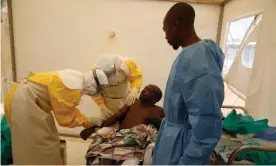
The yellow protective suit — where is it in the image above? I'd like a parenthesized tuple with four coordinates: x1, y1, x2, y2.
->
(92, 58, 142, 115)
(4, 70, 98, 165)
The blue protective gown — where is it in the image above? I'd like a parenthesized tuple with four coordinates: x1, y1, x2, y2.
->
(152, 40, 225, 165)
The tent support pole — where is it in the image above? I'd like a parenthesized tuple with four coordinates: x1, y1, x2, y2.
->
(7, 0, 17, 82)
(216, 4, 225, 44)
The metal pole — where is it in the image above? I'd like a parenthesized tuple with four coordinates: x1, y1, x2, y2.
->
(227, 145, 276, 165)
(222, 105, 249, 114)
(216, 5, 224, 44)
(6, 0, 17, 81)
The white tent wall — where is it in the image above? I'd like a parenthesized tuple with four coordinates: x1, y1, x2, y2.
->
(11, 0, 220, 134)
(1, 6, 13, 104)
(0, 6, 2, 117)
(220, 0, 276, 125)
(0, 8, 2, 104)
(1, 4, 14, 118)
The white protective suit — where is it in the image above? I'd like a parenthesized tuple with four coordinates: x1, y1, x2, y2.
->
(92, 54, 143, 134)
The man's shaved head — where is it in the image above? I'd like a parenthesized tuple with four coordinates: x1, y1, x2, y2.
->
(163, 3, 199, 50)
(164, 3, 195, 27)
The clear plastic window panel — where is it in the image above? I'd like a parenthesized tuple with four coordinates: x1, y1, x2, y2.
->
(223, 16, 255, 75)
(241, 42, 256, 68)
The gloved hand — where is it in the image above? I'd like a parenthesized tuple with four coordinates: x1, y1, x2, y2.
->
(96, 127, 116, 135)
(125, 88, 139, 106)
(88, 117, 103, 127)
(100, 107, 113, 120)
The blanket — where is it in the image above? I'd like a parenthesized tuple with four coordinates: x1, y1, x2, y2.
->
(86, 124, 157, 164)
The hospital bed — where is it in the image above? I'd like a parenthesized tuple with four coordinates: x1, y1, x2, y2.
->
(210, 105, 276, 165)
(139, 106, 276, 165)
(4, 105, 276, 165)
(57, 106, 235, 165)
(59, 105, 276, 165)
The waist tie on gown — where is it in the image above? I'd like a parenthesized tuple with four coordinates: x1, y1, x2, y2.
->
(165, 119, 191, 130)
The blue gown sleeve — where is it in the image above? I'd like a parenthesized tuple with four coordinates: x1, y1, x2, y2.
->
(178, 72, 224, 165)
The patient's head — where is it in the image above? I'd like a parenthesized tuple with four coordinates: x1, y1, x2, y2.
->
(139, 84, 162, 106)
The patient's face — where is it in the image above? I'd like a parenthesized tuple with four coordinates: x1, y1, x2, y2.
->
(139, 85, 156, 104)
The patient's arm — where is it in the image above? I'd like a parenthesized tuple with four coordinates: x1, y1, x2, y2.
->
(102, 105, 129, 127)
(146, 116, 162, 130)
(157, 107, 165, 118)
(80, 105, 129, 140)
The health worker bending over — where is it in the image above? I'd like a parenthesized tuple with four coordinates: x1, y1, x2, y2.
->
(92, 54, 142, 121)
(4, 69, 108, 165)
(152, 3, 225, 165)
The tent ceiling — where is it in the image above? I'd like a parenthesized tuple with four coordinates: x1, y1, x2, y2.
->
(160, 0, 229, 5)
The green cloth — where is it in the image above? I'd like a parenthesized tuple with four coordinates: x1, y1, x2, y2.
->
(237, 142, 276, 165)
(223, 110, 275, 164)
(222, 110, 269, 134)
(1, 115, 13, 165)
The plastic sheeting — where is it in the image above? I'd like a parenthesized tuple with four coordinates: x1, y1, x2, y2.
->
(1, 6, 14, 103)
(224, 0, 276, 126)
(245, 0, 276, 126)
(225, 18, 262, 98)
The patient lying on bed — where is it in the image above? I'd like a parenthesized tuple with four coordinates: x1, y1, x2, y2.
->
(80, 84, 165, 165)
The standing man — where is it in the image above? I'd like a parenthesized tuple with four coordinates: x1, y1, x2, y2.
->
(152, 2, 225, 165)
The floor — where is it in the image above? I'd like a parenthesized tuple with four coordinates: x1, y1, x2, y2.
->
(60, 136, 91, 165)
